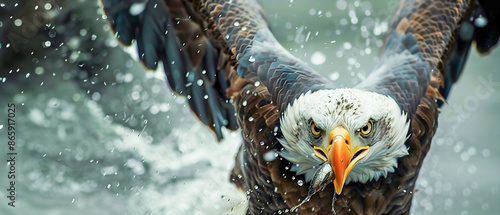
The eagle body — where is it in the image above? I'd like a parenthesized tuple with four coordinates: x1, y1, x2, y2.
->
(101, 0, 499, 214)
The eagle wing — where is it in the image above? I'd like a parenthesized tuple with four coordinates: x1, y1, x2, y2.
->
(361, 0, 499, 114)
(101, 0, 240, 139)
(101, 0, 333, 140)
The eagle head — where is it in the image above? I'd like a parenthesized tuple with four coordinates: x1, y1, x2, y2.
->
(278, 88, 410, 195)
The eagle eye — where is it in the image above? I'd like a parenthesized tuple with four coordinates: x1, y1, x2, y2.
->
(310, 120, 322, 138)
(360, 119, 374, 137)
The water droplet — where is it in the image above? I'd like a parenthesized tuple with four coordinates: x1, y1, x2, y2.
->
(92, 92, 101, 101)
(347, 57, 356, 65)
(263, 150, 278, 161)
(454, 141, 464, 153)
(129, 2, 146, 15)
(309, 8, 316, 16)
(14, 19, 22, 26)
(249, 55, 256, 62)
(43, 41, 51, 48)
(44, 3, 52, 10)
(482, 149, 490, 157)
(343, 42, 352, 50)
(474, 17, 488, 28)
(467, 147, 476, 156)
(197, 79, 203, 86)
(336, 0, 347, 10)
(233, 21, 240, 26)
(297, 180, 304, 186)
(467, 165, 477, 174)
(310, 51, 326, 65)
(329, 71, 340, 81)
(461, 152, 470, 161)
(248, 117, 254, 122)
(242, 101, 247, 106)
(254, 185, 258, 189)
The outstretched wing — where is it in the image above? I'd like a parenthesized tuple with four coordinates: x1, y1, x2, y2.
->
(101, 0, 239, 139)
(358, 0, 467, 118)
(195, 0, 333, 112)
(359, 0, 499, 117)
(439, 0, 500, 98)
(348, 2, 462, 213)
(101, 0, 332, 139)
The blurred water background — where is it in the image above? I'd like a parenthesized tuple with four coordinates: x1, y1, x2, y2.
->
(0, 0, 499, 214)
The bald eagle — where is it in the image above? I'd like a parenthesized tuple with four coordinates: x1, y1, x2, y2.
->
(101, 0, 499, 214)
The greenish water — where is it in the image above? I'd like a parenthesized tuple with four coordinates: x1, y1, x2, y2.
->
(0, 0, 499, 215)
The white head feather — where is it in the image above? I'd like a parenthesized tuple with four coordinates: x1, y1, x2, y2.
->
(278, 88, 410, 185)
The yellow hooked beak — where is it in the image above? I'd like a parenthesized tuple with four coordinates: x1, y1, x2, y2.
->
(313, 127, 370, 195)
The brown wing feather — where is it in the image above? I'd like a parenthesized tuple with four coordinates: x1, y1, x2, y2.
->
(194, 0, 330, 111)
(101, 0, 238, 140)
